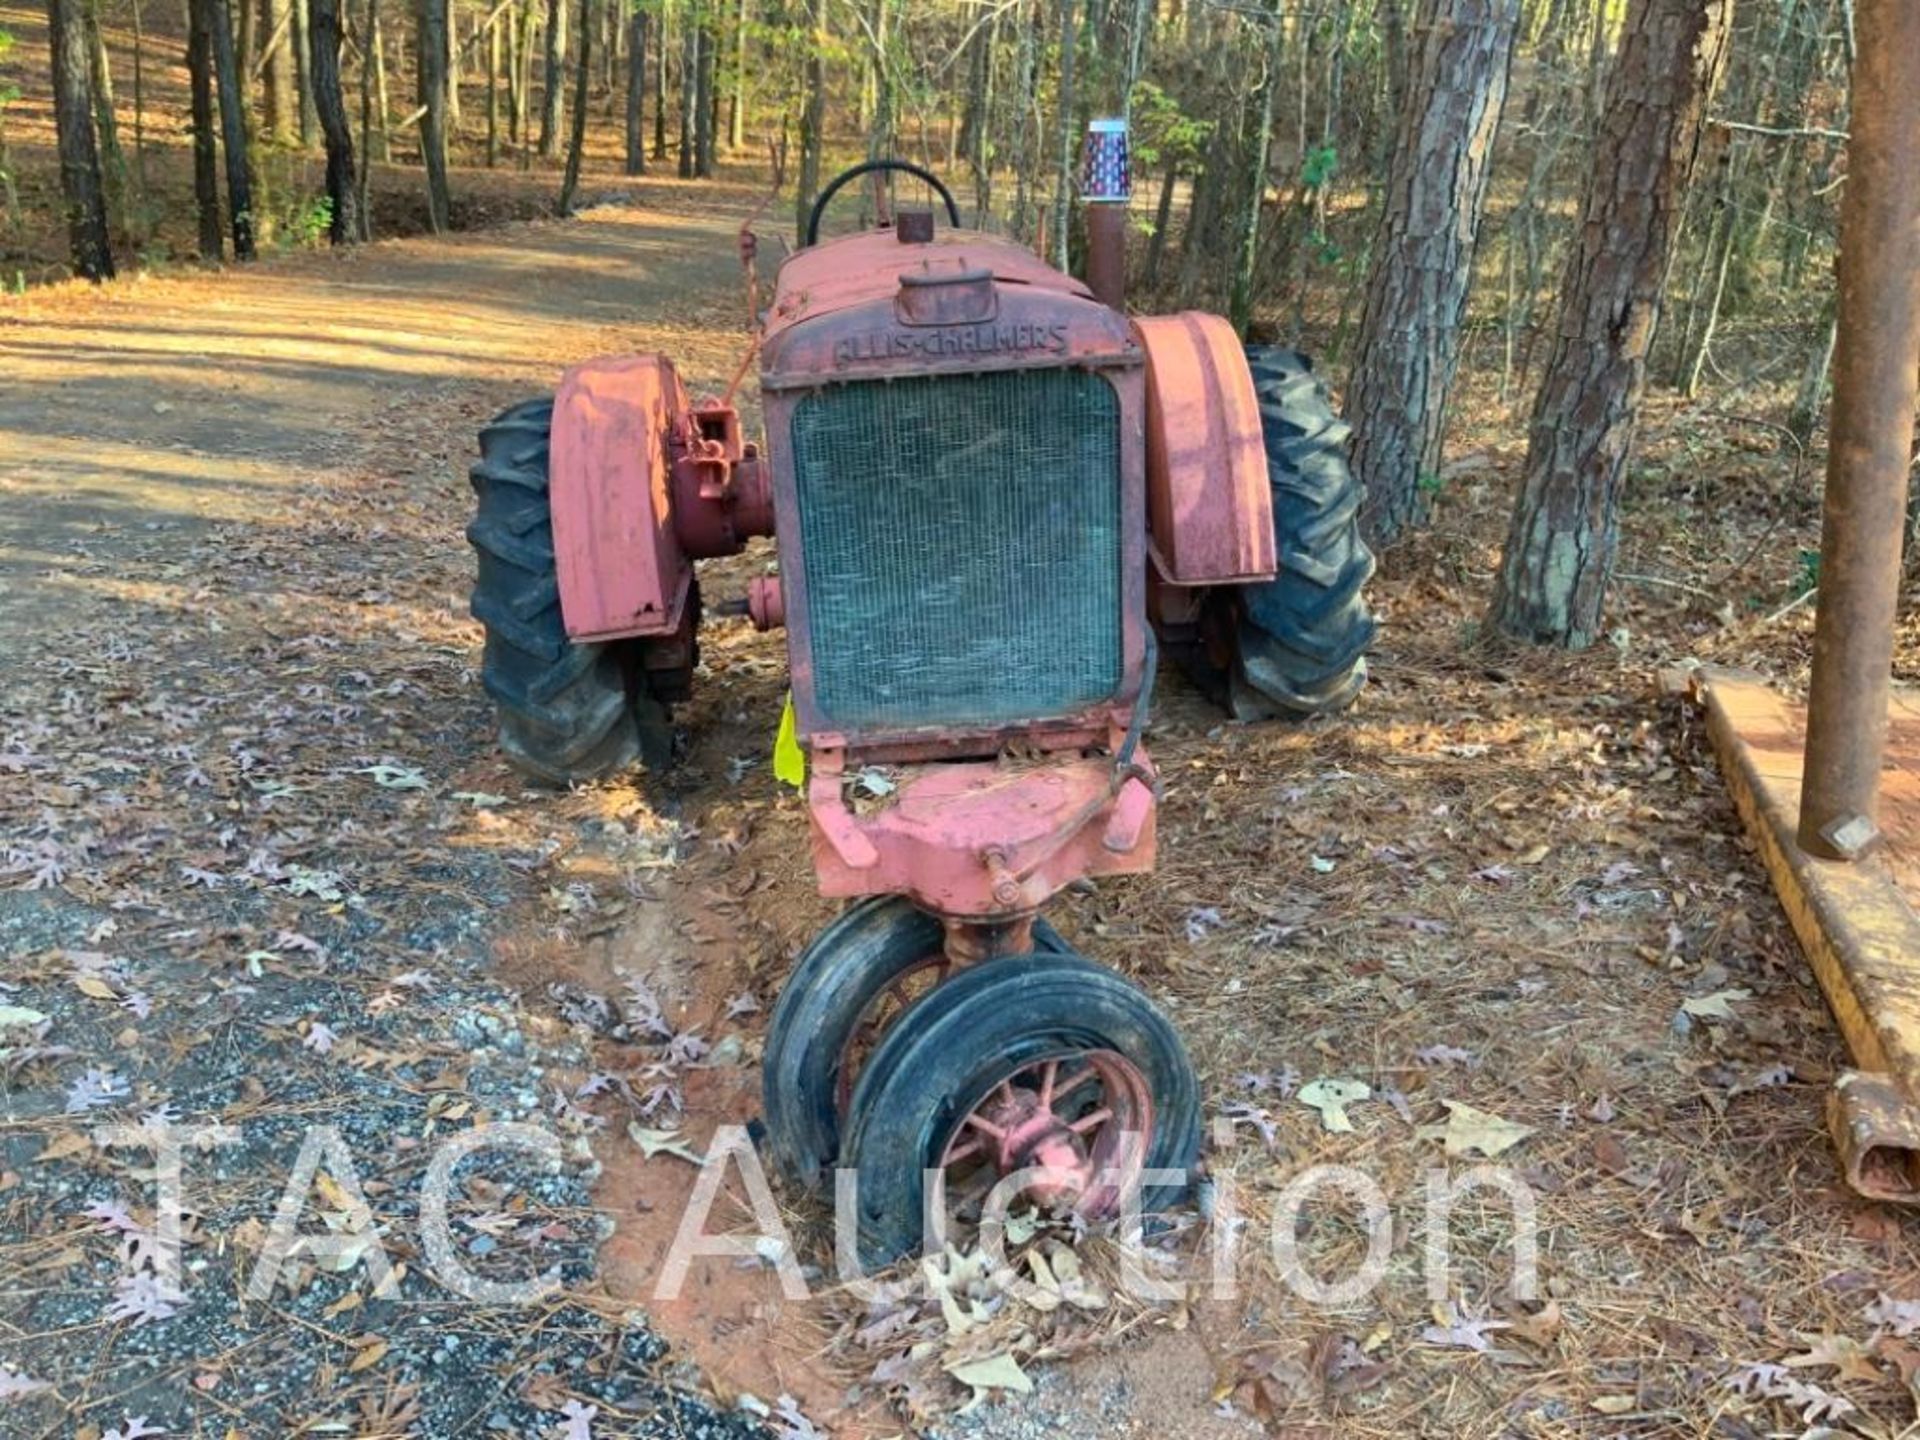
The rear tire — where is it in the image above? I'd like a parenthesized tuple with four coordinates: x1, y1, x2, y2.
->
(467, 398, 672, 786)
(1178, 350, 1377, 720)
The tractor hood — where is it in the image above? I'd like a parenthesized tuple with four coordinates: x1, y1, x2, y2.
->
(759, 229, 1137, 390)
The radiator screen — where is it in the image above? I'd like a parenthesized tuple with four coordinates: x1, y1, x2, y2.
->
(791, 368, 1123, 731)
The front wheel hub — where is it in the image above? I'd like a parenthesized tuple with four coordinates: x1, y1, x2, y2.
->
(941, 1052, 1154, 1215)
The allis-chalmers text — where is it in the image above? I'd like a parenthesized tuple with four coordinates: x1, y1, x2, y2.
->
(833, 322, 1071, 367)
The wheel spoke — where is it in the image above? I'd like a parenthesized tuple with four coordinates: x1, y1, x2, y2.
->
(964, 1112, 1006, 1140)
(944, 1136, 984, 1166)
(1067, 1106, 1112, 1136)
(1053, 1066, 1100, 1103)
(1038, 1060, 1059, 1109)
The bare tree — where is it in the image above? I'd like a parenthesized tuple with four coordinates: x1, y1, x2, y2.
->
(538, 0, 565, 157)
(264, 0, 297, 142)
(556, 0, 592, 210)
(1346, 0, 1520, 543)
(46, 0, 113, 278)
(309, 0, 359, 240)
(187, 0, 223, 256)
(206, 0, 255, 257)
(624, 6, 647, 174)
(793, 0, 824, 242)
(418, 0, 451, 229)
(1488, 0, 1735, 646)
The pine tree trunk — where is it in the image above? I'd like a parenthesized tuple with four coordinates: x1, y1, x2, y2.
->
(1488, 0, 1733, 647)
(1050, 0, 1075, 269)
(207, 0, 255, 255)
(676, 16, 695, 177)
(264, 0, 296, 142)
(693, 19, 715, 176)
(556, 0, 590, 210)
(538, 0, 565, 157)
(486, 8, 499, 165)
(293, 0, 316, 142)
(623, 8, 646, 174)
(418, 0, 450, 228)
(793, 0, 824, 242)
(1228, 7, 1281, 336)
(48, 0, 114, 277)
(188, 0, 224, 256)
(1346, 0, 1520, 544)
(651, 0, 667, 159)
(309, 0, 358, 239)
(357, 0, 376, 233)
(726, 0, 746, 151)
(372, 2, 391, 160)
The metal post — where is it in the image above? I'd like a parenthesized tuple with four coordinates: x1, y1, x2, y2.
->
(1795, 0, 1920, 861)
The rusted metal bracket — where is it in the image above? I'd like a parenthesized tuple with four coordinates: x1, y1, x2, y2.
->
(1693, 667, 1920, 1203)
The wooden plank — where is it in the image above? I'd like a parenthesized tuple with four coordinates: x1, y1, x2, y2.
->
(1695, 667, 1920, 1201)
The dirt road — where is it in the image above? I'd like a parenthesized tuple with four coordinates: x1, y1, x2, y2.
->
(2, 195, 1912, 1440)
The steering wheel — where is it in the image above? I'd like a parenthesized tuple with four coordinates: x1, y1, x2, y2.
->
(805, 160, 962, 247)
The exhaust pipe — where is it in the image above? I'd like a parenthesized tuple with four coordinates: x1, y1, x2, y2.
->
(1081, 118, 1131, 314)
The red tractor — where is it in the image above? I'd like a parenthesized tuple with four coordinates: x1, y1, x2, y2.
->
(467, 158, 1374, 1265)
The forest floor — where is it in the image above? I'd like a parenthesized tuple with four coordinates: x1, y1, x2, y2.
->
(2, 175, 1919, 1440)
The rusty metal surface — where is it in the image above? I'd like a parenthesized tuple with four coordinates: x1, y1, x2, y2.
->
(548, 356, 772, 644)
(1696, 667, 1920, 1203)
(1795, 0, 1920, 859)
(549, 355, 694, 642)
(1084, 204, 1128, 313)
(1134, 312, 1277, 586)
(762, 228, 1095, 350)
(1829, 1071, 1920, 1203)
(806, 748, 1158, 918)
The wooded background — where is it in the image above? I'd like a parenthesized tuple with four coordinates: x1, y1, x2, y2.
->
(0, 0, 1862, 643)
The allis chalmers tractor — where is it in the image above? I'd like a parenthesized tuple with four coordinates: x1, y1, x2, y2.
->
(467, 158, 1374, 1264)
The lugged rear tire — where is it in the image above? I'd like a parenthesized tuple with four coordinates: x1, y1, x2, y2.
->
(467, 398, 672, 786)
(1203, 349, 1377, 720)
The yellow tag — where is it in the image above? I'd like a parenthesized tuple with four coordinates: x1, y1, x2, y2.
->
(773, 692, 805, 789)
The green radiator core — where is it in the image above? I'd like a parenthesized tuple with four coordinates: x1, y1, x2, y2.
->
(791, 367, 1123, 731)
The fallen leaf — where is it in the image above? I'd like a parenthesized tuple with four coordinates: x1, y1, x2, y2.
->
(1418, 1100, 1534, 1158)
(627, 1124, 704, 1164)
(1298, 1079, 1371, 1133)
(945, 1352, 1033, 1399)
(1681, 988, 1752, 1021)
(348, 1339, 389, 1373)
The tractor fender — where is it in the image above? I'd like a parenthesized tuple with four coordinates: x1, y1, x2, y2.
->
(547, 354, 695, 643)
(1132, 312, 1277, 586)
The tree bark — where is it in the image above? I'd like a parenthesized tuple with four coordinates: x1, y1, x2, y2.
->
(1228, 5, 1282, 336)
(726, 0, 746, 151)
(1346, 0, 1520, 544)
(188, 0, 224, 256)
(309, 0, 358, 240)
(793, 0, 824, 242)
(47, 0, 114, 278)
(556, 0, 590, 211)
(1488, 0, 1734, 647)
(651, 0, 667, 159)
(293, 0, 316, 142)
(677, 13, 695, 177)
(264, 0, 296, 142)
(1050, 0, 1075, 270)
(486, 7, 499, 165)
(418, 0, 450, 229)
(624, 7, 646, 174)
(357, 0, 376, 233)
(538, 0, 564, 157)
(207, 0, 255, 256)
(693, 17, 715, 176)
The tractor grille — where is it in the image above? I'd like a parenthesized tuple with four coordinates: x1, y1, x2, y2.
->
(791, 368, 1123, 731)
